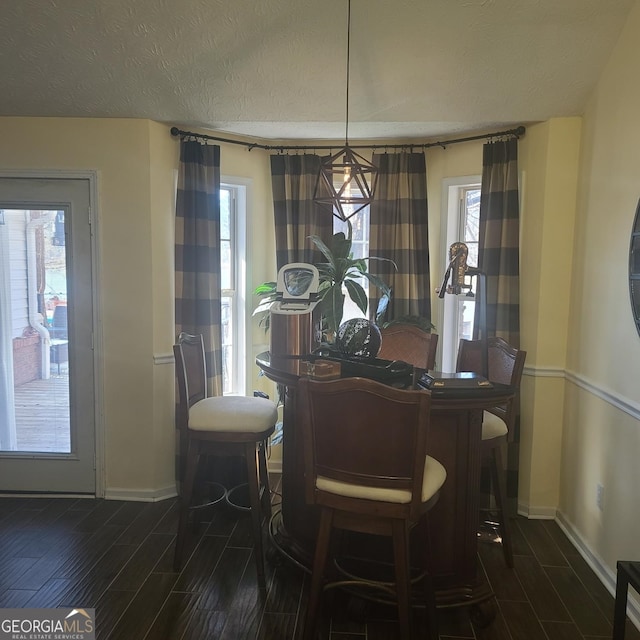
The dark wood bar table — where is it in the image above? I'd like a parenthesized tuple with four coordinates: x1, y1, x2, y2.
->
(256, 351, 514, 619)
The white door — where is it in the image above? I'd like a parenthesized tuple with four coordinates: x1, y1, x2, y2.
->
(0, 177, 96, 493)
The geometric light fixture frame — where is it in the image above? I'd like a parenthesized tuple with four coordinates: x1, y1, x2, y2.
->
(313, 0, 378, 221)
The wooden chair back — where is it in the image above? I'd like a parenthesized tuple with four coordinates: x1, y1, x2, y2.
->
(173, 333, 209, 464)
(456, 336, 526, 427)
(378, 324, 438, 370)
(173, 333, 208, 411)
(456, 337, 525, 386)
(297, 376, 433, 520)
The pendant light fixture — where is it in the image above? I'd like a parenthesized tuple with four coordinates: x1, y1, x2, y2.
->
(314, 0, 377, 221)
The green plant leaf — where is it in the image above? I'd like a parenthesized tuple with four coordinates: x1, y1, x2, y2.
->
(331, 234, 352, 261)
(254, 281, 277, 296)
(375, 294, 390, 324)
(344, 280, 368, 315)
(334, 257, 351, 283)
(252, 298, 274, 315)
(309, 235, 337, 268)
(319, 284, 345, 334)
(360, 271, 392, 298)
(351, 258, 367, 273)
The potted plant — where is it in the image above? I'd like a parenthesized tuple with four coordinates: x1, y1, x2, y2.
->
(254, 220, 393, 343)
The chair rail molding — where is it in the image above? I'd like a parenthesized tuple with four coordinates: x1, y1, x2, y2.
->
(565, 369, 640, 422)
(523, 364, 564, 378)
(523, 365, 640, 422)
(154, 353, 174, 365)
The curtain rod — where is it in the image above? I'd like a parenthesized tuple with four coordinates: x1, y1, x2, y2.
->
(169, 125, 526, 152)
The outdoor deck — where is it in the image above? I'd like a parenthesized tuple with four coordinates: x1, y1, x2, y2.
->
(12, 370, 70, 453)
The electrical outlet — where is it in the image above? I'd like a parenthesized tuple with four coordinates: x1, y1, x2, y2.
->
(596, 483, 604, 511)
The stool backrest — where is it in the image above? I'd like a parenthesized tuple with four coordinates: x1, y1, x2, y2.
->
(456, 337, 526, 427)
(456, 337, 525, 387)
(297, 376, 433, 519)
(173, 333, 208, 419)
(378, 324, 438, 371)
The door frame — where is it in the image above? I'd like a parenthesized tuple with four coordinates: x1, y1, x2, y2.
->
(0, 169, 104, 497)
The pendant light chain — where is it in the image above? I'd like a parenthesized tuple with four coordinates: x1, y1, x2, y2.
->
(313, 0, 380, 220)
(345, 0, 351, 146)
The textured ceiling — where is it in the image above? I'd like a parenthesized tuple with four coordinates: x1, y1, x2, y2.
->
(0, 0, 634, 141)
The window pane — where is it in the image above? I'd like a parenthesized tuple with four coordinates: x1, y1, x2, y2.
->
(464, 189, 480, 243)
(220, 190, 231, 240)
(466, 242, 479, 269)
(219, 185, 238, 395)
(221, 295, 233, 393)
(221, 240, 231, 290)
(350, 212, 367, 241)
(458, 299, 476, 341)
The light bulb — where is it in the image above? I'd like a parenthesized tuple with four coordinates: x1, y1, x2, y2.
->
(343, 165, 352, 198)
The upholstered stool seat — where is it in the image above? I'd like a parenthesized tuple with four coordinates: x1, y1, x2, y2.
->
(317, 455, 446, 505)
(481, 411, 509, 441)
(173, 333, 277, 591)
(189, 395, 277, 432)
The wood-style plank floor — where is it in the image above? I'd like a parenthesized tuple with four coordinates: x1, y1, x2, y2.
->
(0, 478, 638, 640)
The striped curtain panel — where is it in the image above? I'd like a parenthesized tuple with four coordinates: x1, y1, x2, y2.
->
(270, 154, 333, 270)
(477, 137, 521, 515)
(175, 140, 223, 397)
(369, 152, 431, 325)
(477, 138, 520, 345)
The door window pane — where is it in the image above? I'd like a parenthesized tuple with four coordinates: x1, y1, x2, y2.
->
(1, 209, 70, 453)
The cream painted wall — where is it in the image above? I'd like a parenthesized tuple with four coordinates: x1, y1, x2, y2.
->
(559, 0, 640, 580)
(149, 122, 181, 494)
(516, 118, 582, 515)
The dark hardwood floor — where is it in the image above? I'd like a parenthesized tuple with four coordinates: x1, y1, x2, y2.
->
(0, 476, 638, 640)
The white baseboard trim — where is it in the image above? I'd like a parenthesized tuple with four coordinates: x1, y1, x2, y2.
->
(517, 502, 557, 519)
(267, 459, 282, 474)
(556, 510, 640, 633)
(104, 485, 177, 502)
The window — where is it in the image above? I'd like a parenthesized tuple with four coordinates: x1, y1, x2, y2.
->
(220, 181, 247, 395)
(440, 177, 481, 372)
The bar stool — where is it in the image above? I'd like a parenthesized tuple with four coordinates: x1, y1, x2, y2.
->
(297, 377, 446, 640)
(457, 336, 526, 568)
(173, 333, 277, 591)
